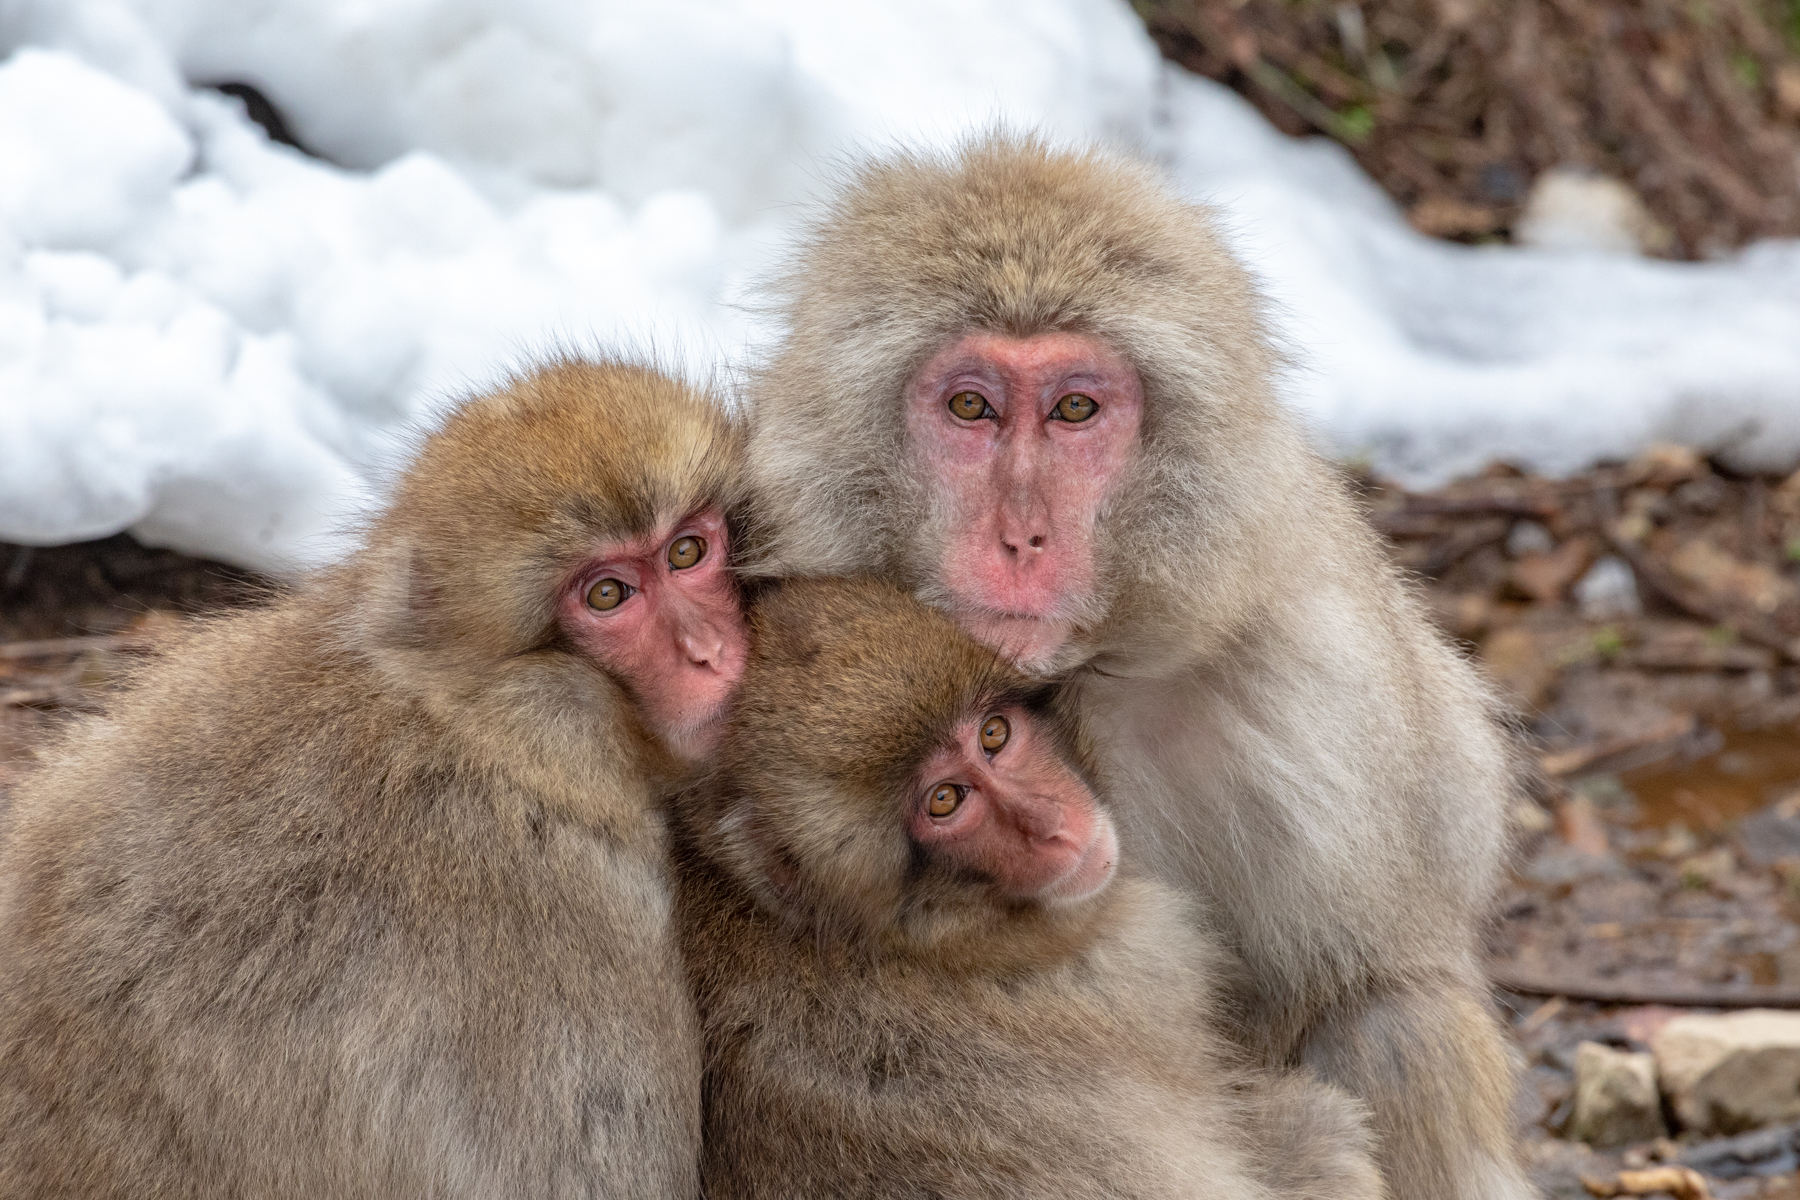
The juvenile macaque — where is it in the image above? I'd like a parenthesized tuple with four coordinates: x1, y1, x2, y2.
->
(675, 576, 1385, 1200)
(0, 360, 743, 1198)
(744, 138, 1531, 1199)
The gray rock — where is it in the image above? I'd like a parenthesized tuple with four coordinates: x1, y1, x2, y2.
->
(1524, 843, 1625, 885)
(1508, 520, 1556, 557)
(1654, 1011, 1800, 1134)
(1573, 556, 1643, 621)
(1737, 794, 1800, 867)
(1566, 1041, 1666, 1147)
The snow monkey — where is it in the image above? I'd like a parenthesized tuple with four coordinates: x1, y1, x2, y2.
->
(744, 138, 1531, 1200)
(675, 576, 1386, 1200)
(0, 360, 745, 1198)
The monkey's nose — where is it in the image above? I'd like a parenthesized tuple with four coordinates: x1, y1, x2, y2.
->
(1007, 797, 1064, 841)
(679, 630, 729, 673)
(999, 532, 1046, 558)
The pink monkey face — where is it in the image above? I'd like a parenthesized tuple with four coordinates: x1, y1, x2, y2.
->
(905, 331, 1143, 670)
(558, 507, 746, 761)
(907, 703, 1117, 905)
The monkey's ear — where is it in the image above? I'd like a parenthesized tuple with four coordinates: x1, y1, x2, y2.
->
(353, 536, 442, 652)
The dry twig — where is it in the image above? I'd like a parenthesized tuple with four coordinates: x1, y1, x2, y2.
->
(1581, 1166, 1711, 1200)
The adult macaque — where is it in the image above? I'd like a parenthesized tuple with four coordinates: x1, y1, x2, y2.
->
(745, 140, 1531, 1200)
(0, 361, 743, 1198)
(677, 576, 1384, 1200)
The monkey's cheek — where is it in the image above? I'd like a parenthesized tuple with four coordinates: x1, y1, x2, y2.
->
(1039, 812, 1118, 906)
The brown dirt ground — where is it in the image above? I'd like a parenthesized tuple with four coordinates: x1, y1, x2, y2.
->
(5, 450, 1800, 1194)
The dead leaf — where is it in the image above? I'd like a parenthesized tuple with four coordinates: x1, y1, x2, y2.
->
(1776, 65, 1800, 120)
(1617, 1006, 1684, 1046)
(1665, 539, 1796, 616)
(1481, 627, 1561, 709)
(1512, 535, 1599, 604)
(1556, 793, 1611, 857)
(1408, 196, 1501, 236)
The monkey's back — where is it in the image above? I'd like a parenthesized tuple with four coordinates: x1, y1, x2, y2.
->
(0, 600, 700, 1199)
(680, 864, 1293, 1200)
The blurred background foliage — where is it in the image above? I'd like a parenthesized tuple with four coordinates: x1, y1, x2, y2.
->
(1138, 0, 1800, 256)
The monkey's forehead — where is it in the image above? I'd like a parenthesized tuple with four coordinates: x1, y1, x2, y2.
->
(398, 360, 743, 543)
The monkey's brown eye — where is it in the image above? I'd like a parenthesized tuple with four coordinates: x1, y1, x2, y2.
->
(1053, 393, 1098, 422)
(587, 578, 629, 610)
(667, 535, 706, 570)
(947, 391, 991, 421)
(927, 783, 965, 818)
(979, 715, 1009, 754)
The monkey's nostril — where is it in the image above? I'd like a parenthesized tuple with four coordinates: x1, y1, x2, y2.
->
(1028, 536, 1043, 549)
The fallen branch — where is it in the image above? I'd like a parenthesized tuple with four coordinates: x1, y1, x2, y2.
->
(1539, 713, 1698, 777)
(1492, 967, 1800, 1009)
(1606, 535, 1800, 665)
(1581, 1166, 1711, 1200)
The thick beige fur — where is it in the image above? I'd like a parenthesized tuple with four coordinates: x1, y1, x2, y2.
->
(676, 577, 1386, 1200)
(743, 137, 1534, 1200)
(0, 360, 739, 1198)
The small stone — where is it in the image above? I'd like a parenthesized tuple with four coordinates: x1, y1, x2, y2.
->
(1654, 1011, 1800, 1134)
(1513, 801, 1556, 835)
(1624, 444, 1704, 489)
(1567, 1041, 1667, 1147)
(1575, 557, 1643, 621)
(1509, 520, 1557, 558)
(1658, 823, 1699, 859)
(1737, 794, 1800, 868)
(1516, 167, 1672, 256)
(1525, 842, 1624, 885)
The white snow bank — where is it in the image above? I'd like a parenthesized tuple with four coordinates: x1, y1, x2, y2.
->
(0, 0, 1796, 572)
(1158, 72, 1800, 483)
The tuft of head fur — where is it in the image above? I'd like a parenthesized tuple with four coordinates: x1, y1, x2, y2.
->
(687, 576, 1103, 965)
(745, 133, 1315, 669)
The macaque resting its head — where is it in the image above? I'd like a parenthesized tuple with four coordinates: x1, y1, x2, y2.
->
(745, 136, 1533, 1200)
(675, 577, 1384, 1200)
(0, 359, 744, 1198)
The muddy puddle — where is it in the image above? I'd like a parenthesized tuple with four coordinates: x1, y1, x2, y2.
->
(1618, 725, 1800, 831)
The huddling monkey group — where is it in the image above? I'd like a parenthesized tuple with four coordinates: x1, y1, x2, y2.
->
(0, 138, 1534, 1200)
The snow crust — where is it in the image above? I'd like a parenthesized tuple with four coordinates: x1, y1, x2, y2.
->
(1, 0, 1796, 571)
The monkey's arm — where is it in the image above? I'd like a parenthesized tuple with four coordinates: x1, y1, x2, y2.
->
(1300, 975, 1535, 1200)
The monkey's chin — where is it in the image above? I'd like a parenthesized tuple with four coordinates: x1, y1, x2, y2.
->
(1039, 814, 1119, 907)
(955, 610, 1075, 677)
(657, 709, 728, 767)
